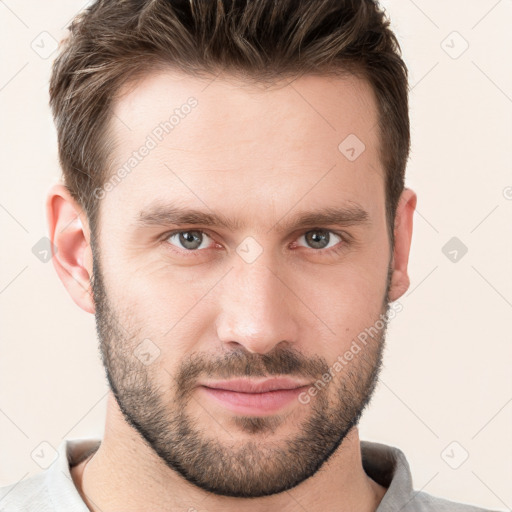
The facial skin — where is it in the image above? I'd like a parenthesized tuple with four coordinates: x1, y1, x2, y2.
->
(47, 69, 416, 512)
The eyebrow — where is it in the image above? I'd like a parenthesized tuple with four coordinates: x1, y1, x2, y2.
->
(135, 202, 370, 233)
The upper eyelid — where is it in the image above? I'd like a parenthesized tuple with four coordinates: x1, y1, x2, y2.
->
(164, 228, 215, 244)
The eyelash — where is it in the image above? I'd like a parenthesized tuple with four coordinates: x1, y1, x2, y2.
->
(160, 228, 350, 258)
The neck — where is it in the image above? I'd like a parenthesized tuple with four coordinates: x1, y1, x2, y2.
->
(72, 393, 386, 512)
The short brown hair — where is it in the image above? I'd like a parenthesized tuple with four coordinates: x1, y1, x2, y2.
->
(49, 0, 409, 247)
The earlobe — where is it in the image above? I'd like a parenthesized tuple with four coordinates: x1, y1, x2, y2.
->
(388, 188, 417, 302)
(46, 183, 95, 314)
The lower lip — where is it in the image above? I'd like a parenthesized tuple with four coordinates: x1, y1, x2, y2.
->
(200, 386, 308, 415)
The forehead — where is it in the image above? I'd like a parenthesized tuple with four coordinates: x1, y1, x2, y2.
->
(102, 68, 384, 225)
(110, 68, 380, 155)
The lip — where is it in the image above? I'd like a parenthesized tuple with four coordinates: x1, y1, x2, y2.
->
(198, 378, 311, 416)
(199, 377, 311, 393)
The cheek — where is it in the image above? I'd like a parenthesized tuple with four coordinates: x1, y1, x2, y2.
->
(106, 268, 218, 370)
(293, 260, 388, 358)
(107, 249, 214, 313)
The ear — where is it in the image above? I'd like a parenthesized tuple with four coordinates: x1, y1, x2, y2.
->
(388, 187, 417, 302)
(46, 183, 95, 314)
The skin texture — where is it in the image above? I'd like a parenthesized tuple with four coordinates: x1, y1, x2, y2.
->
(48, 69, 416, 512)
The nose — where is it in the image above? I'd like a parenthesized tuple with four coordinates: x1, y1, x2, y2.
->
(215, 257, 300, 355)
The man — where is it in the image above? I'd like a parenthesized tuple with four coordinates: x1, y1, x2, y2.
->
(0, 1, 497, 511)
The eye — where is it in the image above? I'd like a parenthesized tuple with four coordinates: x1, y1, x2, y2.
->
(162, 228, 348, 257)
(295, 229, 343, 251)
(165, 230, 214, 251)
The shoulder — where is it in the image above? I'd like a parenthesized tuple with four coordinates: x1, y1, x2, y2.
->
(361, 440, 500, 512)
(401, 489, 498, 511)
(0, 437, 100, 512)
(0, 472, 53, 511)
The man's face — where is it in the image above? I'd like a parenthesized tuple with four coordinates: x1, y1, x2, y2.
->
(91, 70, 393, 497)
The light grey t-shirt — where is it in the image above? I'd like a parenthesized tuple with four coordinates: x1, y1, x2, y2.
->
(0, 438, 497, 511)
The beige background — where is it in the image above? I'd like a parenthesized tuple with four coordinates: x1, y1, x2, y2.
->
(1, 0, 511, 509)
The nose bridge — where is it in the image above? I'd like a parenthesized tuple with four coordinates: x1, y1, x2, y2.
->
(215, 254, 298, 354)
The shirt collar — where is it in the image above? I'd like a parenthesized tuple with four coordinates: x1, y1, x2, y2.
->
(44, 437, 101, 511)
(361, 440, 415, 511)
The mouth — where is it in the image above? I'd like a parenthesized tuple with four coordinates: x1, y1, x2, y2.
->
(198, 377, 311, 415)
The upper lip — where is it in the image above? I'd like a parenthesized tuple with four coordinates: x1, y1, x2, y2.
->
(200, 377, 311, 393)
